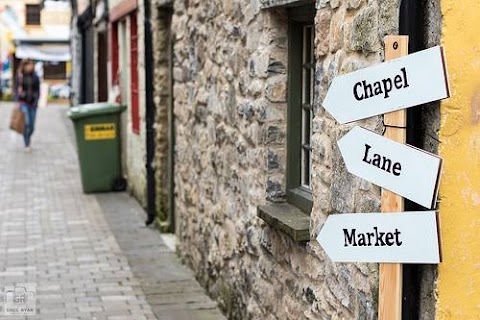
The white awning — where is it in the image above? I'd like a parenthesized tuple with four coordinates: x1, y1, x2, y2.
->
(15, 44, 71, 62)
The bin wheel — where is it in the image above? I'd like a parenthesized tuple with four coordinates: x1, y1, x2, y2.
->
(112, 177, 127, 192)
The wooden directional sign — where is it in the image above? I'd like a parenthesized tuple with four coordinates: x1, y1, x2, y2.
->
(338, 126, 442, 209)
(323, 46, 450, 124)
(316, 211, 441, 263)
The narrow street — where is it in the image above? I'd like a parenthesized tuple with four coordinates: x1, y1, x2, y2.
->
(0, 102, 225, 320)
(0, 0, 478, 318)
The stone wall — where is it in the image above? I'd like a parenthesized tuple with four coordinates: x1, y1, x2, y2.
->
(170, 0, 401, 319)
(151, 0, 173, 229)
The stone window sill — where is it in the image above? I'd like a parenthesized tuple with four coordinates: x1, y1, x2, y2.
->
(257, 202, 310, 242)
(260, 0, 314, 9)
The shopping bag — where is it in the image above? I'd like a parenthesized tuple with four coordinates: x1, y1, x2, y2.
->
(9, 106, 25, 134)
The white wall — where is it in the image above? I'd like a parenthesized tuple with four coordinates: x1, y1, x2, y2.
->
(111, 0, 147, 206)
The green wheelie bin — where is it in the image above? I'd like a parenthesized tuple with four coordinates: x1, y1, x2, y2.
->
(68, 103, 126, 193)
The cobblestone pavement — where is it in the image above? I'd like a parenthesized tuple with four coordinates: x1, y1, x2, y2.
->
(0, 102, 224, 320)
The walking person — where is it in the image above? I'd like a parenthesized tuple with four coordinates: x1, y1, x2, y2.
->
(16, 60, 40, 151)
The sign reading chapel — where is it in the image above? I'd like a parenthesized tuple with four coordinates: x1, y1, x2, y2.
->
(316, 211, 441, 263)
(323, 46, 450, 124)
(338, 126, 442, 209)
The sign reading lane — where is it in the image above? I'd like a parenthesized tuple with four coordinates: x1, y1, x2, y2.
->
(323, 46, 450, 124)
(316, 211, 441, 264)
(338, 126, 442, 209)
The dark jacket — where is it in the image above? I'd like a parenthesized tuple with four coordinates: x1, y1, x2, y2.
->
(18, 73, 40, 107)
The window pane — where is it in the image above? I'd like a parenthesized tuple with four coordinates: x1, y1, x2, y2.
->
(304, 26, 312, 65)
(303, 68, 311, 107)
(303, 109, 311, 145)
(44, 62, 67, 80)
(303, 147, 310, 186)
(300, 24, 314, 189)
(26, 5, 41, 25)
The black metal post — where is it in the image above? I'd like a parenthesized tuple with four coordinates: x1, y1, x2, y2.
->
(144, 0, 156, 225)
(399, 0, 425, 318)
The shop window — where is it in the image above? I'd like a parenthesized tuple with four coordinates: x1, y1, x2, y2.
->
(44, 61, 67, 80)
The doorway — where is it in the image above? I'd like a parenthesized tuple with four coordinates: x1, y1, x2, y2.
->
(81, 26, 94, 103)
(97, 28, 108, 102)
(117, 20, 129, 177)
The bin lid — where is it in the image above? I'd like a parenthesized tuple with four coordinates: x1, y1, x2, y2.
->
(68, 103, 126, 120)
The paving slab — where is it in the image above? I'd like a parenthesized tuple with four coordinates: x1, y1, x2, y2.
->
(0, 102, 225, 319)
(95, 192, 226, 320)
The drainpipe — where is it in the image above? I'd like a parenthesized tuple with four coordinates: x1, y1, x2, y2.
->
(144, 0, 156, 225)
(69, 0, 77, 106)
(400, 0, 423, 150)
(399, 0, 425, 318)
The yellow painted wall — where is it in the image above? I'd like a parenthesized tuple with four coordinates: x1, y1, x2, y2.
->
(438, 1, 480, 319)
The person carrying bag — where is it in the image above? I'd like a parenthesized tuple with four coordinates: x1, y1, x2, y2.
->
(15, 60, 40, 151)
